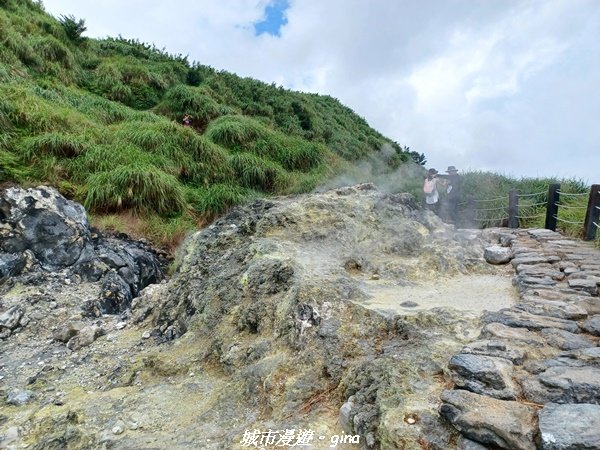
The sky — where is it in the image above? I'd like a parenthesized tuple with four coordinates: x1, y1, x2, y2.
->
(42, 0, 600, 184)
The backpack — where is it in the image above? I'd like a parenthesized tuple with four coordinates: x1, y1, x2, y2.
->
(423, 178, 436, 194)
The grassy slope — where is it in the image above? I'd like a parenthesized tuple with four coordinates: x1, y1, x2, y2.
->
(0, 0, 416, 248)
(2, 1, 595, 248)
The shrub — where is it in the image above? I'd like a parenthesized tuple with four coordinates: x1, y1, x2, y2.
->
(157, 84, 220, 129)
(30, 35, 74, 68)
(85, 163, 186, 215)
(58, 14, 86, 43)
(206, 115, 268, 149)
(21, 132, 89, 159)
(185, 184, 247, 215)
(229, 152, 287, 192)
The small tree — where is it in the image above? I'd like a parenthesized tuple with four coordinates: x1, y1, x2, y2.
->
(59, 14, 86, 43)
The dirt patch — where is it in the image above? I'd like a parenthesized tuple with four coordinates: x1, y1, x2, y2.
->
(356, 272, 517, 317)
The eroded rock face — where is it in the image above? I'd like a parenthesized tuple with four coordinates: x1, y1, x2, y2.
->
(0, 184, 513, 449)
(0, 186, 91, 269)
(132, 183, 500, 448)
(0, 186, 166, 327)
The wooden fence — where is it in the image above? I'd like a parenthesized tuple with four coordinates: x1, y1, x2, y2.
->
(467, 184, 600, 241)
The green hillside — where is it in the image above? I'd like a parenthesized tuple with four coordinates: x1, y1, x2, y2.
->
(0, 0, 421, 246)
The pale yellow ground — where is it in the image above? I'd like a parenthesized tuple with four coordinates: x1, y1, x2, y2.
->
(356, 273, 518, 317)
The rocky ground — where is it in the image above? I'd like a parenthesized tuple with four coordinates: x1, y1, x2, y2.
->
(1, 184, 598, 449)
(441, 228, 600, 450)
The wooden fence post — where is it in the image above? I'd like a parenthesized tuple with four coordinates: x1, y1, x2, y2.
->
(583, 184, 600, 241)
(508, 189, 519, 228)
(545, 183, 560, 231)
(466, 195, 476, 226)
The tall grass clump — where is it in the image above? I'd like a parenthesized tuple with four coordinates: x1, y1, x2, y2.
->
(156, 84, 220, 128)
(266, 137, 325, 172)
(20, 132, 89, 159)
(66, 143, 171, 182)
(30, 35, 74, 68)
(183, 134, 235, 184)
(229, 152, 288, 192)
(85, 164, 186, 215)
(0, 83, 94, 132)
(185, 184, 248, 215)
(205, 115, 267, 149)
(0, 150, 29, 182)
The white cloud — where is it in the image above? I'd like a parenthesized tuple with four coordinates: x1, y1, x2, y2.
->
(42, 0, 600, 183)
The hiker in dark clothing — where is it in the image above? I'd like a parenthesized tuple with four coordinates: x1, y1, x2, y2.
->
(439, 165, 462, 223)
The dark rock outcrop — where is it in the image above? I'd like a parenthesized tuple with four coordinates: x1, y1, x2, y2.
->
(0, 186, 166, 322)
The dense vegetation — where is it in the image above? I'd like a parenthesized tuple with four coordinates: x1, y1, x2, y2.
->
(456, 172, 598, 245)
(0, 0, 421, 247)
(2, 1, 596, 248)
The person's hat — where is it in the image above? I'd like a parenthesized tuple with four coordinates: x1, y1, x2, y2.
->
(446, 166, 458, 173)
(428, 168, 438, 175)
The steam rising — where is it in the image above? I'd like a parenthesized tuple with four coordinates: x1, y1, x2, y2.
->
(315, 144, 426, 195)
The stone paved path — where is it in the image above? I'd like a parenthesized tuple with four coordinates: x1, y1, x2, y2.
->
(440, 228, 600, 450)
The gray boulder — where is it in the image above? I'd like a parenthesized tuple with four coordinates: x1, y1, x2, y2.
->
(484, 246, 512, 265)
(0, 252, 26, 283)
(448, 353, 519, 399)
(0, 186, 92, 270)
(440, 389, 537, 450)
(5, 389, 34, 406)
(0, 186, 166, 315)
(0, 305, 24, 331)
(539, 403, 600, 449)
(580, 315, 600, 336)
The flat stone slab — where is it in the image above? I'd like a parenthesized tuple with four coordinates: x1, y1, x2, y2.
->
(449, 353, 519, 400)
(461, 339, 527, 365)
(539, 403, 600, 450)
(527, 229, 562, 239)
(516, 264, 565, 281)
(540, 328, 595, 351)
(581, 315, 600, 336)
(514, 275, 558, 289)
(440, 389, 537, 450)
(483, 309, 579, 333)
(517, 298, 588, 320)
(511, 256, 561, 268)
(567, 278, 599, 295)
(538, 366, 600, 403)
(481, 323, 546, 346)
